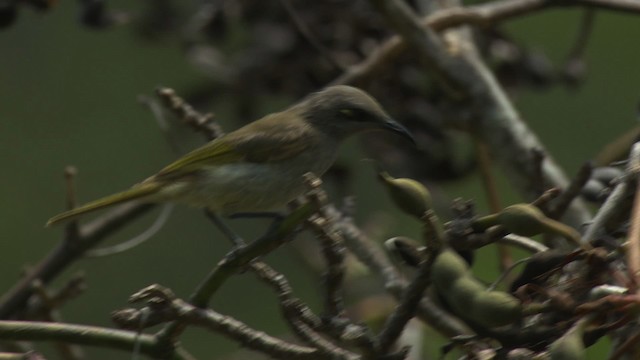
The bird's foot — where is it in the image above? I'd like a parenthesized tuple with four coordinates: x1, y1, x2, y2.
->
(228, 211, 285, 220)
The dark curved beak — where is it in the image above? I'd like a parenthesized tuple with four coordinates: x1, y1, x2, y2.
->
(383, 118, 416, 147)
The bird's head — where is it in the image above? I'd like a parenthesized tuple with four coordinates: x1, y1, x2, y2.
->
(297, 85, 415, 145)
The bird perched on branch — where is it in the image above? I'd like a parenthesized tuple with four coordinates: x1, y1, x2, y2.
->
(47, 85, 414, 226)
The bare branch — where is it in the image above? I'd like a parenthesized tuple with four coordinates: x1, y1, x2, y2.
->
(155, 197, 319, 345)
(335, 0, 640, 86)
(377, 249, 434, 353)
(626, 143, 640, 293)
(305, 182, 347, 319)
(0, 320, 181, 359)
(327, 206, 472, 338)
(0, 203, 154, 320)
(278, 0, 345, 71)
(130, 285, 359, 360)
(548, 162, 593, 220)
(155, 87, 223, 141)
(368, 0, 592, 226)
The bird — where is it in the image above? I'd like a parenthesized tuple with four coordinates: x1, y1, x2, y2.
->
(46, 85, 414, 227)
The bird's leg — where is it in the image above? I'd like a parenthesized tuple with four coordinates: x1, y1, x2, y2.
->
(208, 210, 289, 245)
(229, 212, 291, 239)
(204, 209, 245, 247)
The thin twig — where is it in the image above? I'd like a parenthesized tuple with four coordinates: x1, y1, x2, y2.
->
(334, 0, 640, 86)
(610, 329, 640, 360)
(335, 0, 640, 227)
(531, 188, 562, 209)
(562, 9, 595, 84)
(625, 143, 640, 293)
(377, 210, 445, 353)
(583, 153, 636, 243)
(190, 202, 317, 308)
(252, 262, 358, 359)
(332, 0, 548, 86)
(487, 257, 531, 291)
(204, 207, 348, 350)
(530, 148, 546, 198)
(327, 206, 472, 338)
(0, 203, 154, 320)
(305, 190, 347, 319)
(474, 138, 512, 272)
(29, 281, 84, 360)
(368, 0, 466, 95)
(132, 285, 357, 360)
(63, 166, 80, 243)
(306, 210, 378, 354)
(27, 275, 85, 318)
(250, 262, 322, 329)
(367, 0, 592, 230)
(155, 200, 318, 344)
(205, 212, 350, 352)
(499, 234, 549, 253)
(548, 162, 593, 220)
(278, 0, 345, 71)
(578, 0, 640, 14)
(377, 248, 435, 353)
(301, 175, 348, 320)
(155, 87, 223, 141)
(139, 93, 186, 155)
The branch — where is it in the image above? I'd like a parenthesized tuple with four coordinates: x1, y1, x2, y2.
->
(548, 162, 593, 219)
(304, 185, 348, 319)
(561, 9, 595, 85)
(129, 285, 358, 360)
(250, 263, 328, 349)
(377, 248, 434, 353)
(278, 0, 345, 71)
(327, 206, 472, 338)
(203, 208, 358, 353)
(188, 201, 317, 308)
(0, 320, 188, 359)
(0, 203, 154, 319)
(29, 278, 85, 360)
(155, 87, 222, 141)
(578, 0, 640, 13)
(582, 158, 635, 243)
(377, 210, 444, 353)
(626, 143, 640, 293)
(366, 0, 592, 226)
(334, 0, 640, 86)
(500, 234, 549, 253)
(153, 200, 319, 346)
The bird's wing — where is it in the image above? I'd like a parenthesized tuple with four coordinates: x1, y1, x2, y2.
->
(153, 114, 313, 180)
(155, 139, 243, 178)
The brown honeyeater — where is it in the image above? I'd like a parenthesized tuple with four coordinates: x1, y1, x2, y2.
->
(47, 85, 414, 226)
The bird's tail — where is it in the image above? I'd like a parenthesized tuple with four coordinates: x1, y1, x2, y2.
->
(46, 183, 161, 227)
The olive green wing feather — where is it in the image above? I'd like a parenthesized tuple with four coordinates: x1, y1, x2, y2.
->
(155, 139, 243, 178)
(153, 113, 313, 180)
(234, 121, 313, 163)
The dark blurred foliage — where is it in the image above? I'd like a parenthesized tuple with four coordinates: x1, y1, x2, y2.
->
(0, 0, 584, 185)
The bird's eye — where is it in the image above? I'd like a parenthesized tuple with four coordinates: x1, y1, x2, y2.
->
(340, 108, 368, 121)
(340, 109, 355, 117)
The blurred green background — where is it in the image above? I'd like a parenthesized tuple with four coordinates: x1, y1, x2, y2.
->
(1, 1, 639, 359)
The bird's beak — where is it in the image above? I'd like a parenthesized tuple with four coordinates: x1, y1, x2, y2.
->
(383, 119, 416, 147)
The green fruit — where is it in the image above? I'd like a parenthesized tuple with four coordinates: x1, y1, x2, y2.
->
(379, 172, 431, 219)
